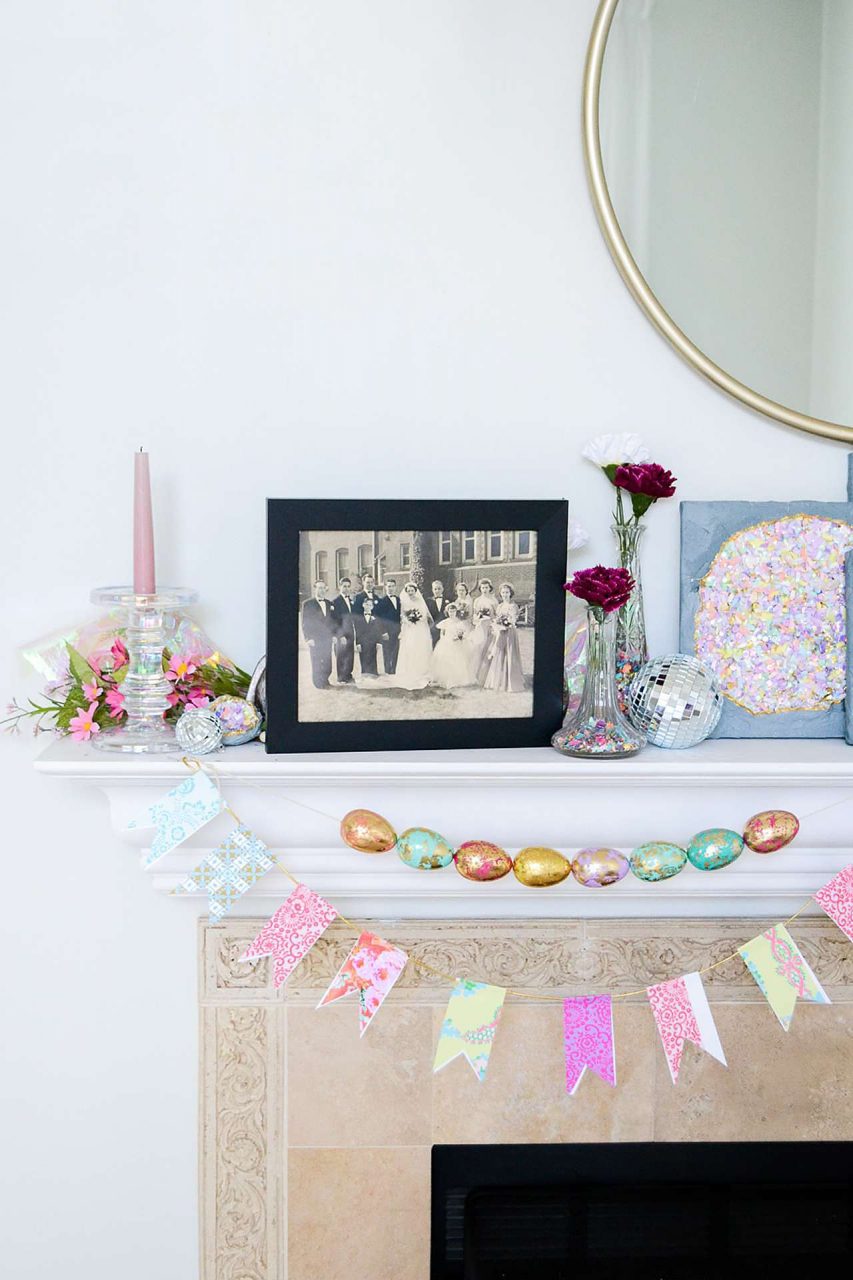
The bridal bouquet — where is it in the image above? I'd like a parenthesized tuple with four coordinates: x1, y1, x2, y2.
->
(404, 609, 423, 624)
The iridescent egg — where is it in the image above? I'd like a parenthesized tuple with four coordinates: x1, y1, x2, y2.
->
(209, 695, 262, 745)
(743, 810, 799, 854)
(454, 840, 513, 882)
(396, 827, 454, 870)
(340, 808, 397, 853)
(572, 846, 629, 888)
(629, 841, 687, 882)
(686, 828, 744, 871)
(512, 846, 572, 887)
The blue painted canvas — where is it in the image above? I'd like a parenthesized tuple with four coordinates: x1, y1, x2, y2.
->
(679, 455, 853, 738)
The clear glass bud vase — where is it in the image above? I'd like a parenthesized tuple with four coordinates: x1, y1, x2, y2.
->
(551, 607, 644, 758)
(612, 521, 648, 702)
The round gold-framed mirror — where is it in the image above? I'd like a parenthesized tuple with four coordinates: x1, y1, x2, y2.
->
(582, 0, 853, 443)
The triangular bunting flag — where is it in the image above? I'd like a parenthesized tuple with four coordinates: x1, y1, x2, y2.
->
(648, 971, 726, 1083)
(239, 884, 338, 988)
(128, 770, 223, 866)
(563, 995, 616, 1094)
(739, 924, 830, 1030)
(814, 865, 853, 943)
(172, 824, 274, 920)
(317, 930, 407, 1035)
(433, 980, 506, 1082)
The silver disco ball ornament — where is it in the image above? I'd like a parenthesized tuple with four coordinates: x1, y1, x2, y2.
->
(175, 707, 224, 756)
(628, 654, 723, 749)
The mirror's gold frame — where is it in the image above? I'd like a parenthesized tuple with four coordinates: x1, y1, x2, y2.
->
(582, 0, 853, 443)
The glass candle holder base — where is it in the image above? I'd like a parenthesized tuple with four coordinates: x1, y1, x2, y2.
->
(89, 586, 198, 754)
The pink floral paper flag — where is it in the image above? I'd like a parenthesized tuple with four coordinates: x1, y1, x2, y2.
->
(648, 972, 726, 1084)
(317, 930, 408, 1035)
(239, 884, 337, 988)
(563, 995, 616, 1094)
(814, 865, 853, 943)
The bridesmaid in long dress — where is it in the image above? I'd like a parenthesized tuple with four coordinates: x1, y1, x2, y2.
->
(468, 588, 496, 683)
(480, 583, 525, 692)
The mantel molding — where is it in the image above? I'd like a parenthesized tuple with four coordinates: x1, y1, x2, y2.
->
(35, 738, 853, 919)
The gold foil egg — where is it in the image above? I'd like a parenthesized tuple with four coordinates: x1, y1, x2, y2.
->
(743, 809, 800, 854)
(453, 840, 513, 882)
(340, 808, 397, 853)
(572, 847, 629, 888)
(512, 846, 572, 887)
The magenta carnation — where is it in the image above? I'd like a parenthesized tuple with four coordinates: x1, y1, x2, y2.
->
(613, 463, 677, 500)
(564, 566, 635, 613)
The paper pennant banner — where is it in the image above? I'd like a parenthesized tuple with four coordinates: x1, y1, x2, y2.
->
(648, 971, 726, 1083)
(239, 883, 338, 988)
(128, 771, 223, 866)
(172, 824, 274, 921)
(317, 930, 407, 1035)
(563, 995, 616, 1094)
(739, 924, 830, 1030)
(433, 980, 506, 1082)
(814, 865, 853, 943)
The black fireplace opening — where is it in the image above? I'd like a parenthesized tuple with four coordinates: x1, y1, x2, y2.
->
(431, 1142, 853, 1279)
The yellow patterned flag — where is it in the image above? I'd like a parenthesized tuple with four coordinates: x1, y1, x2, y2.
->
(738, 924, 830, 1031)
(433, 980, 506, 1082)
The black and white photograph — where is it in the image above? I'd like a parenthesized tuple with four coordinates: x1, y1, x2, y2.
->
(266, 500, 568, 753)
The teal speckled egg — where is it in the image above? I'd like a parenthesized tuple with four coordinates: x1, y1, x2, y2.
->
(686, 828, 744, 871)
(629, 841, 687, 882)
(396, 827, 454, 870)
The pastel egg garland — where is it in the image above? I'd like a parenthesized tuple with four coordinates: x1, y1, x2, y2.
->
(339, 808, 799, 886)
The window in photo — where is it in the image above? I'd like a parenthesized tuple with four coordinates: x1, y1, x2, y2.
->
(488, 531, 504, 560)
(439, 532, 452, 564)
(462, 530, 477, 561)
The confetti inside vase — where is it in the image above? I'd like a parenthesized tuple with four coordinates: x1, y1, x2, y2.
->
(552, 608, 644, 759)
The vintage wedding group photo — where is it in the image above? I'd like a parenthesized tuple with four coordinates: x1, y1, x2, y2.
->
(297, 528, 538, 722)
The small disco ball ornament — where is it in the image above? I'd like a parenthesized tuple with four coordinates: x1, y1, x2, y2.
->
(175, 707, 224, 756)
(628, 654, 723, 749)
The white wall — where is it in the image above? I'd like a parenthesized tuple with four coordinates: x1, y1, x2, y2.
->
(0, 4, 848, 1277)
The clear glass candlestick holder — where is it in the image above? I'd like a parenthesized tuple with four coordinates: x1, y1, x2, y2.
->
(90, 586, 198, 753)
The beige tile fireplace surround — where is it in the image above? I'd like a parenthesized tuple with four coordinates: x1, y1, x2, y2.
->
(200, 916, 853, 1280)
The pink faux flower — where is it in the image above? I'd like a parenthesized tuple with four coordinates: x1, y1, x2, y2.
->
(69, 702, 101, 741)
(186, 687, 211, 708)
(565, 566, 635, 614)
(104, 687, 125, 719)
(82, 681, 102, 702)
(111, 638, 129, 668)
(166, 653, 198, 683)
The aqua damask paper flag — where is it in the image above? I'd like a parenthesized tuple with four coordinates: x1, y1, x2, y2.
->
(172, 824, 275, 920)
(317, 931, 407, 1035)
(739, 924, 830, 1030)
(239, 883, 338, 988)
(647, 972, 727, 1084)
(128, 771, 223, 866)
(814, 865, 853, 943)
(562, 995, 616, 1094)
(433, 980, 506, 1082)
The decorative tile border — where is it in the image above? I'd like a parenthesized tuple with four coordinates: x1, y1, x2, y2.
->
(199, 917, 853, 1278)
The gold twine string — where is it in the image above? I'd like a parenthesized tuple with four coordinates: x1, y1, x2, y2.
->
(179, 755, 841, 1002)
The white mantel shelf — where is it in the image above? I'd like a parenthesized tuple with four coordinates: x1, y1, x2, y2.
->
(35, 738, 853, 919)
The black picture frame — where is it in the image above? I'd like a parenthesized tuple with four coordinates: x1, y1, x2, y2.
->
(265, 499, 568, 753)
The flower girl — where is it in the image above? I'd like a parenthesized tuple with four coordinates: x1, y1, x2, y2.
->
(432, 603, 473, 689)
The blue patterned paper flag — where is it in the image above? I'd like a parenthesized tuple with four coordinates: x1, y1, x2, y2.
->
(128, 771, 223, 866)
(172, 824, 275, 920)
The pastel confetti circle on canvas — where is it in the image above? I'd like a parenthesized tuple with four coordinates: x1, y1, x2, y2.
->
(695, 516, 853, 714)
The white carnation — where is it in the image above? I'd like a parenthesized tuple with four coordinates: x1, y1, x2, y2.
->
(582, 432, 651, 468)
(567, 518, 589, 551)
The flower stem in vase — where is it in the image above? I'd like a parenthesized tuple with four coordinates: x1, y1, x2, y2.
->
(611, 520, 648, 706)
(552, 606, 644, 758)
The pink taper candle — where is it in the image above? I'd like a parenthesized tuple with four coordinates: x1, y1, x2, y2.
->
(133, 449, 156, 595)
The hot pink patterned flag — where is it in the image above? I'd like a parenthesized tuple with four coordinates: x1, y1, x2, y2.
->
(239, 884, 337, 988)
(814, 865, 853, 943)
(563, 995, 616, 1094)
(648, 972, 726, 1084)
(317, 930, 408, 1035)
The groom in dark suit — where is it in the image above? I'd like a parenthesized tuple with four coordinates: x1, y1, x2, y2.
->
(374, 576, 402, 675)
(354, 572, 379, 617)
(330, 576, 357, 684)
(301, 580, 336, 688)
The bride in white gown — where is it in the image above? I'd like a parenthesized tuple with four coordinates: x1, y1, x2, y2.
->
(394, 583, 434, 690)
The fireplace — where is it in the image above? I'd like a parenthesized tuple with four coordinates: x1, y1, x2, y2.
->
(431, 1142, 853, 1278)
